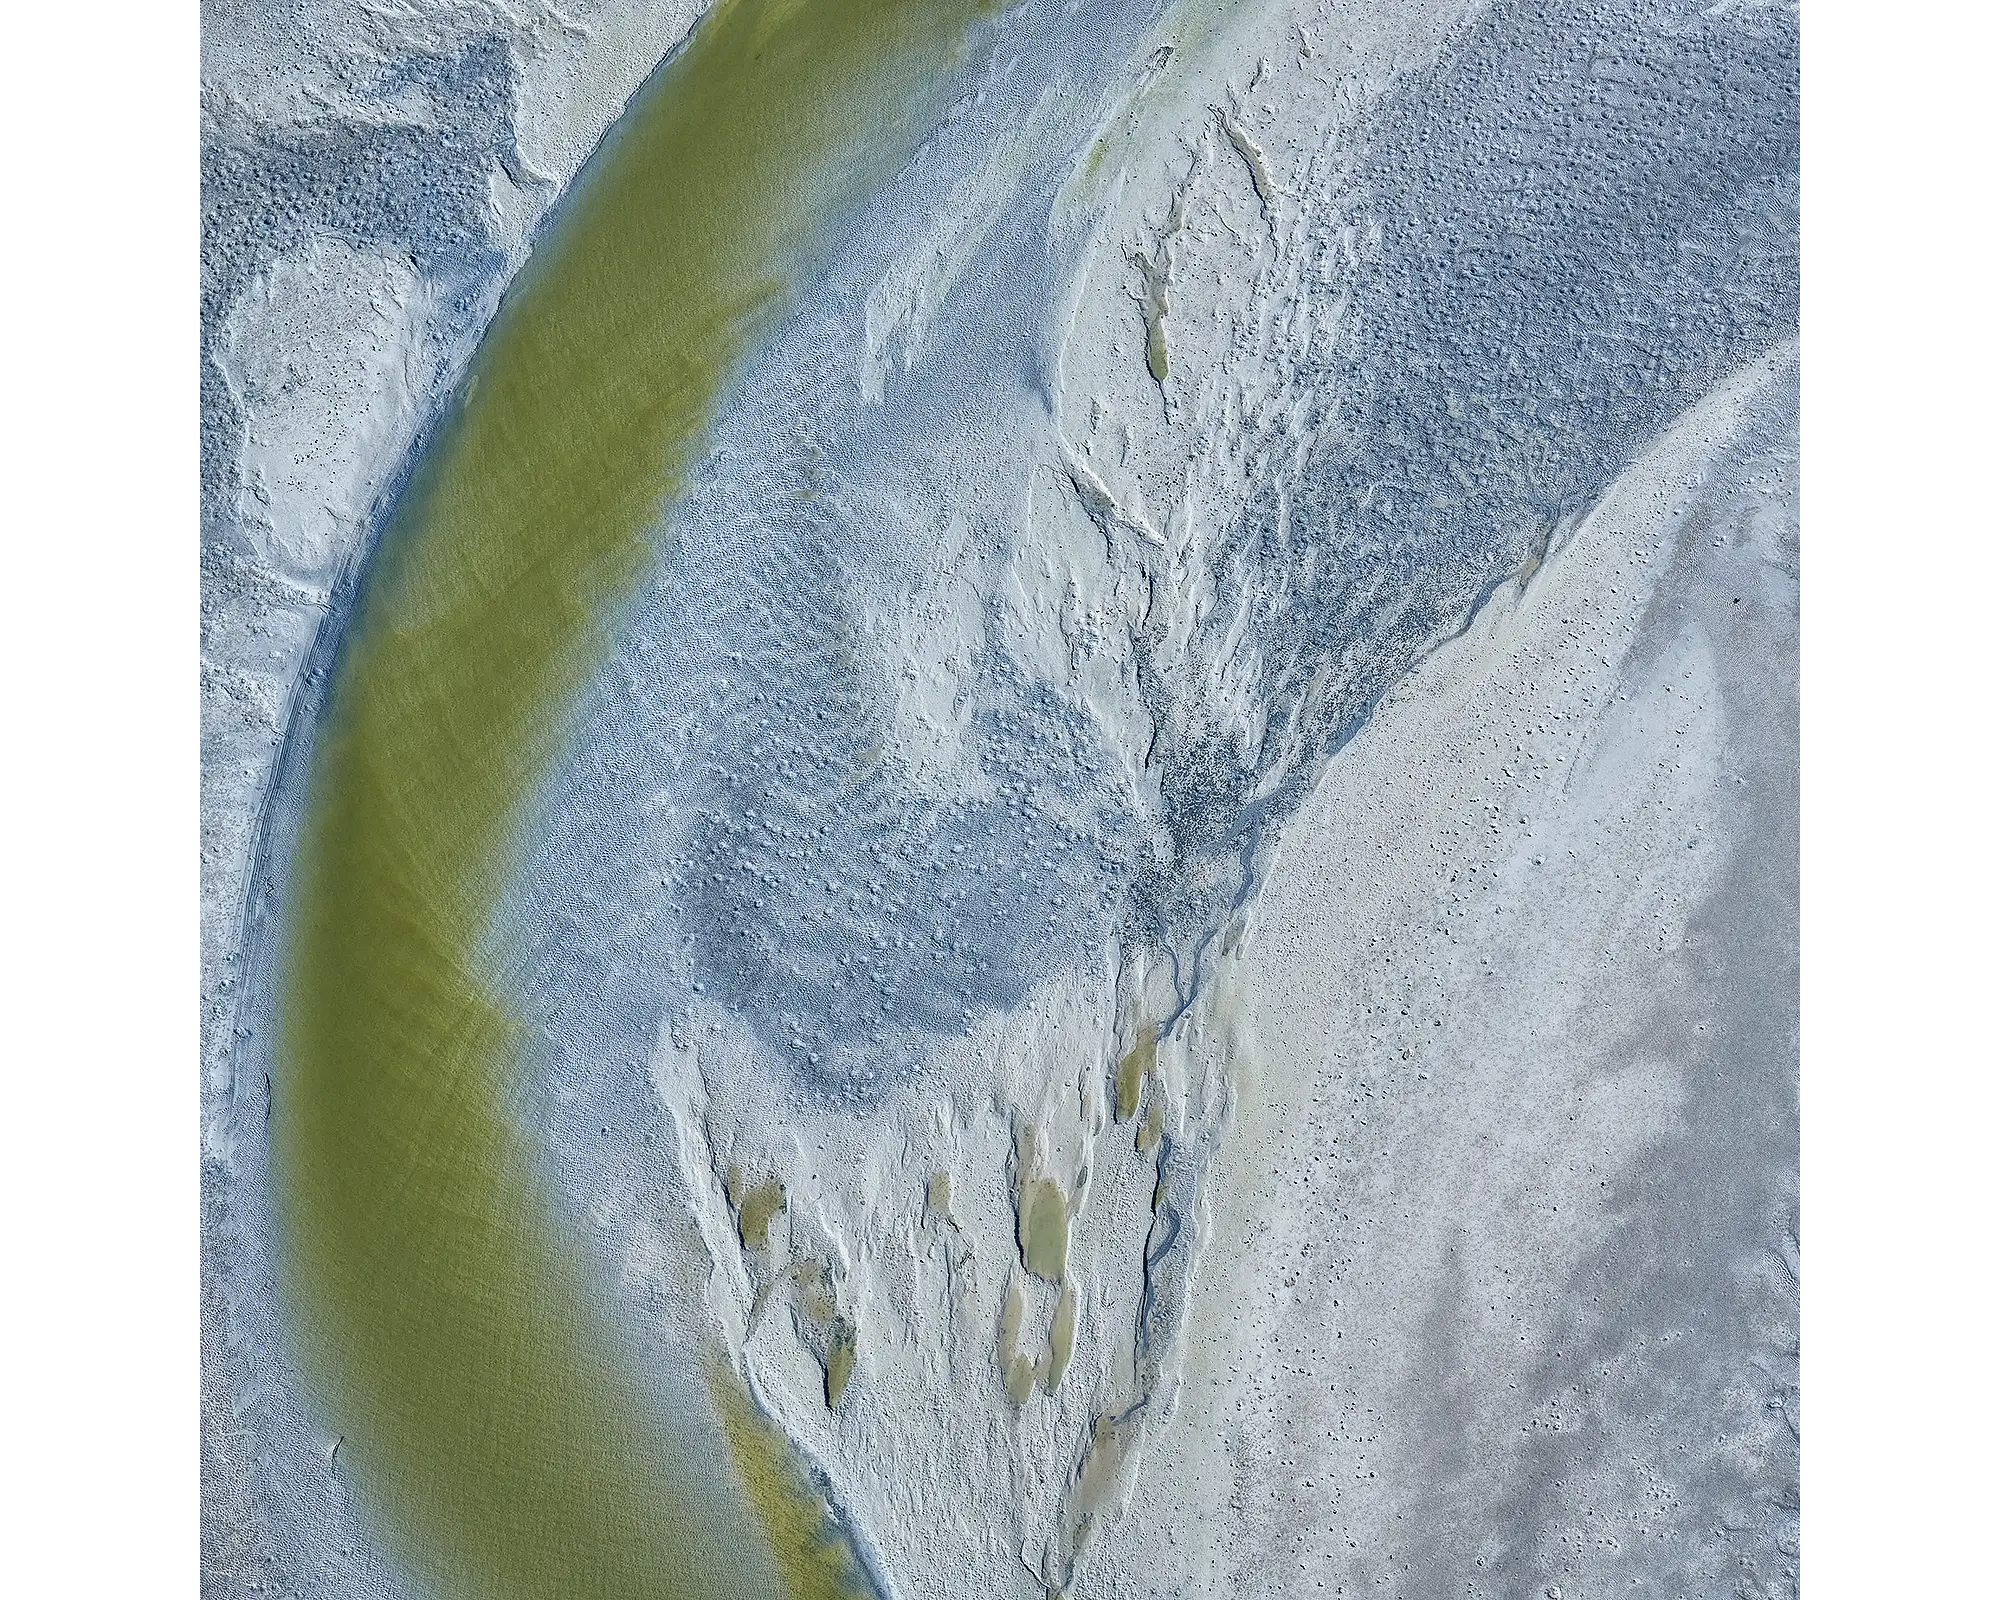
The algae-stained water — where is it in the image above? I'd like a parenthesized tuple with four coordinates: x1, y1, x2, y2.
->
(275, 3, 998, 1598)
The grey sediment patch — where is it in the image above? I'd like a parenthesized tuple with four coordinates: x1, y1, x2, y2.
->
(1134, 1130, 1194, 1373)
(1125, 0, 1798, 1007)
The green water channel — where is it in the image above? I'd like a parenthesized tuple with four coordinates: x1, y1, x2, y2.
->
(275, 3, 998, 1597)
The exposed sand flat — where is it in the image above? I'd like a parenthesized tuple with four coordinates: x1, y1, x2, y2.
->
(202, 2, 1797, 1596)
(1102, 345, 1798, 1597)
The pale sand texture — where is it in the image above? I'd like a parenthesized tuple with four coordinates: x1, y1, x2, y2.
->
(1108, 346, 1798, 1597)
(203, 2, 1796, 1595)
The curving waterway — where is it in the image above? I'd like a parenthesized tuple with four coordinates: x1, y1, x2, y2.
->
(274, 4, 999, 1597)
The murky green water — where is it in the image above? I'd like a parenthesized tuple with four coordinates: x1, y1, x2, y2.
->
(276, 4, 996, 1597)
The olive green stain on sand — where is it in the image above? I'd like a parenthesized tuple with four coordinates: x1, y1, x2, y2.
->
(1018, 1178, 1070, 1281)
(1043, 1280, 1077, 1393)
(1114, 1024, 1156, 1122)
(824, 1319, 858, 1408)
(275, 4, 1000, 1599)
(713, 1361, 877, 1600)
(737, 1178, 788, 1253)
(998, 1276, 1038, 1405)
